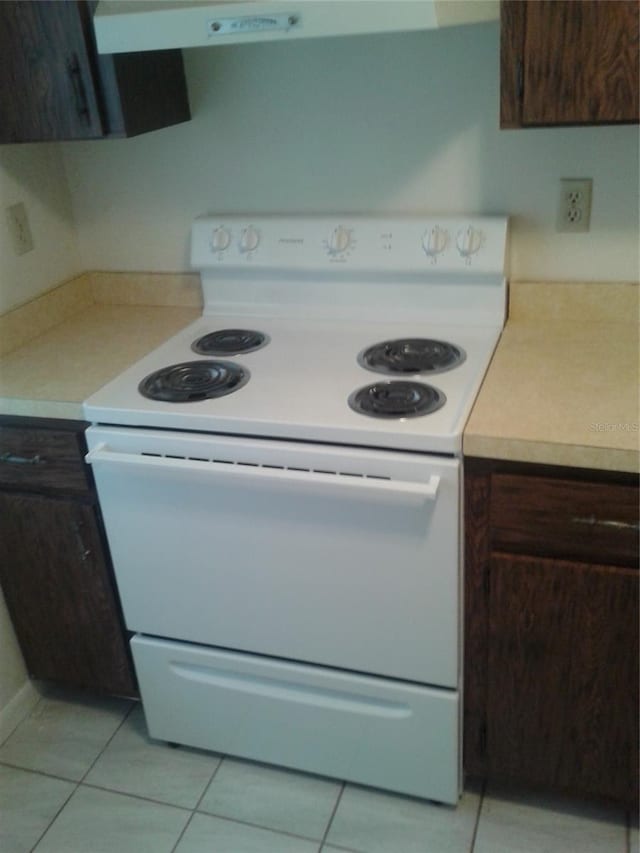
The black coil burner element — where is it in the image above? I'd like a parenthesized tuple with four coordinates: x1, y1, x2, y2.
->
(138, 361, 249, 403)
(348, 381, 446, 419)
(358, 338, 465, 375)
(192, 329, 269, 356)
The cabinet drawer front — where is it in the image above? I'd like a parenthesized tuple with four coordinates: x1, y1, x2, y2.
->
(0, 427, 89, 494)
(490, 474, 639, 567)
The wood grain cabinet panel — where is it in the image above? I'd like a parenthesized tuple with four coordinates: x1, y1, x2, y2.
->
(464, 458, 639, 804)
(490, 474, 639, 567)
(0, 493, 135, 696)
(0, 426, 90, 494)
(0, 0, 190, 143)
(487, 553, 638, 803)
(501, 0, 640, 127)
(0, 417, 137, 697)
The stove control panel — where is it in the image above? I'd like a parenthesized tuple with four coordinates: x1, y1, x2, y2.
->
(193, 216, 508, 275)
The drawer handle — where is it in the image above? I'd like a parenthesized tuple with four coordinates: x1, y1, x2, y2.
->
(572, 515, 640, 532)
(72, 520, 91, 562)
(0, 452, 45, 465)
(66, 54, 90, 124)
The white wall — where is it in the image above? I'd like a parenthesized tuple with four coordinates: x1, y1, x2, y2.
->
(0, 579, 40, 738)
(0, 588, 27, 704)
(0, 144, 80, 314)
(0, 144, 80, 719)
(62, 22, 639, 282)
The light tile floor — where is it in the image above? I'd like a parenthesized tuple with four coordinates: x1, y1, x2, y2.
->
(0, 687, 635, 853)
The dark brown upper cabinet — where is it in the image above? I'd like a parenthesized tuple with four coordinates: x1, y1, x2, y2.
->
(0, 0, 190, 143)
(501, 0, 640, 127)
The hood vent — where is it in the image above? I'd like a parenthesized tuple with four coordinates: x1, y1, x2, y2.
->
(93, 0, 498, 54)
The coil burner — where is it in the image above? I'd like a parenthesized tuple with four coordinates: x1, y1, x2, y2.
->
(139, 360, 249, 403)
(348, 380, 446, 419)
(192, 329, 269, 356)
(358, 338, 465, 376)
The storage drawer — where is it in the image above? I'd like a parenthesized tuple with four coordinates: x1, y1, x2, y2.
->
(132, 635, 460, 805)
(490, 474, 639, 567)
(0, 427, 90, 494)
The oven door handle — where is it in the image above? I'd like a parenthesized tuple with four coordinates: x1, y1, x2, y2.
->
(85, 444, 440, 505)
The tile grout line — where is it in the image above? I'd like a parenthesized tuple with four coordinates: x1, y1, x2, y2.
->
(29, 699, 136, 852)
(319, 781, 346, 849)
(169, 753, 227, 852)
(78, 700, 137, 784)
(185, 755, 345, 847)
(468, 777, 487, 853)
(0, 692, 45, 750)
(0, 760, 80, 785)
(194, 807, 334, 846)
(3, 725, 341, 849)
(79, 780, 194, 812)
(30, 778, 80, 851)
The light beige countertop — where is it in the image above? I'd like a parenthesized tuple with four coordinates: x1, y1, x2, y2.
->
(464, 282, 640, 473)
(2, 276, 639, 474)
(0, 273, 201, 420)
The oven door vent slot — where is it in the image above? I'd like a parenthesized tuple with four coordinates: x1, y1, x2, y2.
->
(87, 444, 440, 505)
(141, 450, 392, 482)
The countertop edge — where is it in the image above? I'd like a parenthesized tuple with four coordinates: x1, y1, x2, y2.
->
(463, 434, 640, 475)
(0, 397, 85, 421)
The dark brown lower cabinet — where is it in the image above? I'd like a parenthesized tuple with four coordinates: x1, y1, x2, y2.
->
(0, 417, 137, 697)
(464, 458, 639, 804)
(487, 554, 638, 801)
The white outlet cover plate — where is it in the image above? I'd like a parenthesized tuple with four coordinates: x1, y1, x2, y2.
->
(556, 178, 592, 233)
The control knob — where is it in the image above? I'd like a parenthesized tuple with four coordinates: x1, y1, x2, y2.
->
(327, 225, 353, 256)
(239, 225, 260, 254)
(456, 225, 484, 259)
(211, 226, 231, 252)
(422, 226, 449, 258)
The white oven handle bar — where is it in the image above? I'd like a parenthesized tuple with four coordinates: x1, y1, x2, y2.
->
(85, 444, 440, 506)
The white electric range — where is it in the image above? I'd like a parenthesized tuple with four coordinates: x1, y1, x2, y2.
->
(84, 215, 507, 805)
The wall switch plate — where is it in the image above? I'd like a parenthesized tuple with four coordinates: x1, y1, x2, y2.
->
(6, 202, 34, 255)
(557, 178, 592, 233)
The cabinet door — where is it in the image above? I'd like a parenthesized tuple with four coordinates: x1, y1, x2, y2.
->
(501, 0, 640, 127)
(0, 492, 136, 696)
(0, 0, 104, 142)
(486, 553, 639, 802)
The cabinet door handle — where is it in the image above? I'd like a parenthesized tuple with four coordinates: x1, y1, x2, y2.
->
(572, 515, 640, 532)
(72, 520, 92, 562)
(0, 452, 45, 465)
(516, 59, 524, 100)
(66, 54, 90, 125)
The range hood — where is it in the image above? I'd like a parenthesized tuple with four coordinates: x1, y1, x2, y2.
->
(93, 0, 498, 54)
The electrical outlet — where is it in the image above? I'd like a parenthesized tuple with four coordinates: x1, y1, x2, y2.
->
(557, 179, 592, 233)
(6, 202, 34, 255)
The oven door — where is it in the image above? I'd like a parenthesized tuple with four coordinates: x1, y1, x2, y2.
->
(86, 425, 460, 687)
